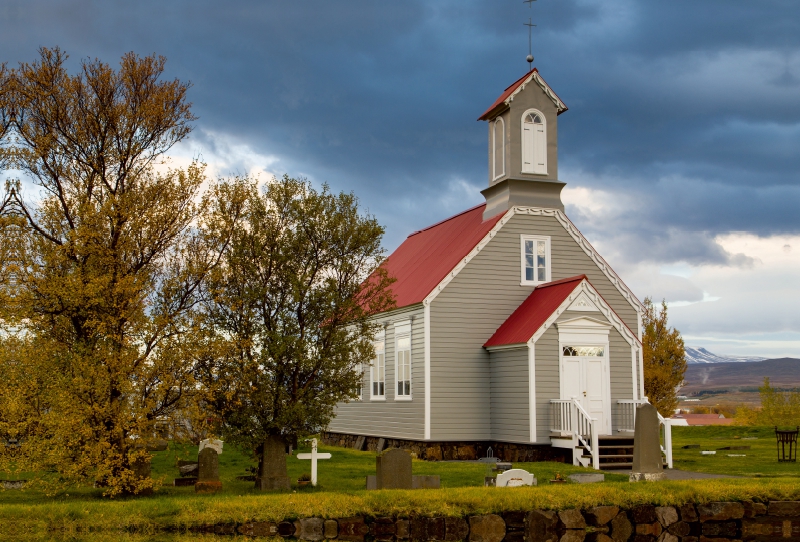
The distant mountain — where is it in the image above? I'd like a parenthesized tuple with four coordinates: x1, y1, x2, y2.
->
(685, 347, 767, 364)
(681, 357, 800, 394)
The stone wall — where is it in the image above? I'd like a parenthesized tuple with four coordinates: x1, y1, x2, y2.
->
(321, 432, 571, 463)
(189, 500, 800, 540)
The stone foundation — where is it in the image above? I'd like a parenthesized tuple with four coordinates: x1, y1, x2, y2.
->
(321, 432, 572, 463)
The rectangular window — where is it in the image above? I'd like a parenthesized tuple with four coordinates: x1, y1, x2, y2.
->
(396, 335, 411, 398)
(520, 235, 551, 285)
(371, 338, 385, 400)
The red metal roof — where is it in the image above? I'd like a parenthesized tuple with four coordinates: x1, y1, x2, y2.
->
(478, 68, 567, 121)
(484, 275, 587, 347)
(381, 204, 505, 309)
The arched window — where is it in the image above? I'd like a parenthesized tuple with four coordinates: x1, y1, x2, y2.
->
(521, 109, 547, 174)
(492, 117, 505, 180)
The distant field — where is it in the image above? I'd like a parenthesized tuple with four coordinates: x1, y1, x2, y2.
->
(672, 425, 800, 478)
(681, 357, 800, 397)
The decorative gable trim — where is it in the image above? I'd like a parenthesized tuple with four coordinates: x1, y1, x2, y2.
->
(555, 316, 613, 330)
(422, 208, 516, 307)
(512, 207, 644, 315)
(423, 207, 643, 321)
(566, 291, 600, 312)
(506, 71, 567, 115)
(529, 279, 638, 347)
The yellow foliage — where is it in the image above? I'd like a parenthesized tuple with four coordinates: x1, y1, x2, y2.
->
(642, 298, 687, 417)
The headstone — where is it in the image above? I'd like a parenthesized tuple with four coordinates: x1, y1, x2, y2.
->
(258, 434, 291, 490)
(147, 439, 169, 452)
(629, 402, 665, 482)
(354, 436, 366, 451)
(495, 468, 536, 487)
(376, 448, 412, 489)
(179, 463, 198, 476)
(493, 462, 512, 472)
(199, 438, 224, 455)
(195, 447, 222, 493)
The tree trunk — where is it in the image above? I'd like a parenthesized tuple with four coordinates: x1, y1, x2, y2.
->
(255, 434, 291, 490)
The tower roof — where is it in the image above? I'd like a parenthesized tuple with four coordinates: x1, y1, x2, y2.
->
(478, 68, 568, 121)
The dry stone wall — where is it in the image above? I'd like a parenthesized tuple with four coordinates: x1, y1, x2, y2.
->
(187, 501, 800, 541)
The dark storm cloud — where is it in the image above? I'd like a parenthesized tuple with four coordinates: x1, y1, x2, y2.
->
(1, 0, 798, 255)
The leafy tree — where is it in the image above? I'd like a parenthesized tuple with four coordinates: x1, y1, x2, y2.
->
(2, 48, 237, 495)
(642, 297, 687, 417)
(195, 175, 395, 490)
(744, 378, 800, 427)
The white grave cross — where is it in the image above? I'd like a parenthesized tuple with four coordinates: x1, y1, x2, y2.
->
(296, 438, 331, 486)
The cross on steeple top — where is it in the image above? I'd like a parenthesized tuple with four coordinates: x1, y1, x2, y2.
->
(524, 0, 537, 72)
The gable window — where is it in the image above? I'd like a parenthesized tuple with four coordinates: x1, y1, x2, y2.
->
(371, 335, 385, 400)
(492, 117, 505, 181)
(520, 234, 551, 285)
(396, 334, 411, 399)
(521, 109, 547, 175)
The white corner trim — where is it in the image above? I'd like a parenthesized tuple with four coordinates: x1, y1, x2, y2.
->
(631, 344, 639, 401)
(424, 303, 431, 440)
(529, 279, 639, 347)
(528, 343, 537, 443)
(505, 71, 567, 114)
(423, 209, 516, 306)
(512, 207, 644, 315)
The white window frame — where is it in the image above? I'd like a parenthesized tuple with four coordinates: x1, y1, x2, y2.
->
(492, 116, 505, 181)
(521, 108, 547, 175)
(394, 321, 412, 400)
(371, 332, 386, 401)
(520, 234, 551, 286)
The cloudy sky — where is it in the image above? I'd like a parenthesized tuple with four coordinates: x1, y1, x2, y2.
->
(1, 0, 798, 357)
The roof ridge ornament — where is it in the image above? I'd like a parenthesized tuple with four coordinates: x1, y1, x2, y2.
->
(524, 0, 537, 72)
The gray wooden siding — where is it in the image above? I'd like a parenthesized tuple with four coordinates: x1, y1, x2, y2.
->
(534, 326, 560, 442)
(489, 347, 530, 443)
(328, 304, 425, 440)
(430, 213, 639, 441)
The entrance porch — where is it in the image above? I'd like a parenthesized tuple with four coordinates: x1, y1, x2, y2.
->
(549, 398, 673, 470)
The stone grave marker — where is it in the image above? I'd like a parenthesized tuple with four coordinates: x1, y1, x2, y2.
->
(376, 448, 412, 489)
(199, 438, 223, 455)
(630, 402, 665, 482)
(495, 468, 536, 487)
(258, 434, 291, 490)
(367, 448, 440, 490)
(568, 473, 604, 484)
(195, 447, 222, 493)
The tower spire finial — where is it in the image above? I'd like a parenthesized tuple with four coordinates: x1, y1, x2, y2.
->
(523, 0, 537, 72)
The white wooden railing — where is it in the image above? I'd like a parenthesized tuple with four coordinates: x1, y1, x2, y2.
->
(550, 398, 599, 469)
(617, 399, 673, 468)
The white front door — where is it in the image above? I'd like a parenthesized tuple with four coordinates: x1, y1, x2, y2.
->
(560, 345, 610, 435)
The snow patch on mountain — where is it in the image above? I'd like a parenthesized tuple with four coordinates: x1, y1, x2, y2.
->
(685, 347, 767, 364)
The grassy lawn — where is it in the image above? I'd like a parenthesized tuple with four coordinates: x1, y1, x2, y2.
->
(1, 428, 799, 538)
(671, 425, 800, 477)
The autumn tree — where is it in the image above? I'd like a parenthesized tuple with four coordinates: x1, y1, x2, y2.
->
(3, 48, 238, 495)
(642, 297, 687, 417)
(195, 175, 395, 490)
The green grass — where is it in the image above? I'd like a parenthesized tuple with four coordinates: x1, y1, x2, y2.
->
(671, 425, 800, 477)
(2, 428, 800, 539)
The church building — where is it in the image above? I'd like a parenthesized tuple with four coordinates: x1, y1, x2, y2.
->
(324, 69, 670, 469)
